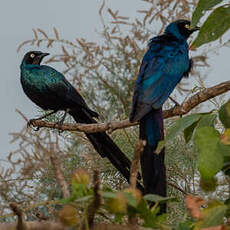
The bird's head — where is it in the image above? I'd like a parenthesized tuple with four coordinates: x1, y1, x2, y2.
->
(22, 51, 49, 65)
(164, 19, 199, 40)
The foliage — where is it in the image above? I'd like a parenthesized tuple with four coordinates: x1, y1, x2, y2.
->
(1, 0, 230, 229)
(51, 169, 230, 229)
(165, 100, 230, 193)
(58, 170, 168, 229)
(191, 1, 230, 48)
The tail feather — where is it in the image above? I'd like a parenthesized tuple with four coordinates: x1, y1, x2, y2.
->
(139, 108, 166, 197)
(69, 108, 144, 192)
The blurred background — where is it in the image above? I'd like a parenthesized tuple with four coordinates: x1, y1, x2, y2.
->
(1, 0, 230, 223)
(0, 0, 229, 161)
(0, 0, 147, 159)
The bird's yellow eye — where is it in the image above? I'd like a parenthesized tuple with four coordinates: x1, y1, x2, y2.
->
(30, 53, 35, 58)
(185, 24, 190, 29)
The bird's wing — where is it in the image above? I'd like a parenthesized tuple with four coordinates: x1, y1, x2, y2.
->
(39, 66, 95, 112)
(130, 39, 189, 121)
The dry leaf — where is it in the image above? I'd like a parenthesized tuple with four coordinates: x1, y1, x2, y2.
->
(186, 194, 205, 220)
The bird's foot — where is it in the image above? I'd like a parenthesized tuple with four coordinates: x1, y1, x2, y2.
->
(54, 120, 64, 134)
(27, 119, 40, 131)
(107, 122, 113, 134)
(169, 96, 180, 107)
(55, 109, 69, 134)
(27, 111, 57, 131)
(168, 97, 183, 118)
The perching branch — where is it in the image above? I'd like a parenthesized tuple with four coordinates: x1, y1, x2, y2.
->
(163, 80, 230, 118)
(29, 80, 230, 133)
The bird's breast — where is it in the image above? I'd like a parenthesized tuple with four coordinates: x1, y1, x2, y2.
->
(165, 46, 189, 77)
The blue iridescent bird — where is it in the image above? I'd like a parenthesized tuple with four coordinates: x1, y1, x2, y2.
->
(130, 20, 199, 199)
(20, 51, 143, 188)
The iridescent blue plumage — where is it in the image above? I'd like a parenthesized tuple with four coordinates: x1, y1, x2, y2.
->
(130, 20, 199, 205)
(130, 24, 192, 122)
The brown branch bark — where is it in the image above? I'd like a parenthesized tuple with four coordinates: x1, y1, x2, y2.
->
(10, 203, 26, 230)
(29, 80, 230, 133)
(129, 140, 146, 189)
(163, 80, 230, 118)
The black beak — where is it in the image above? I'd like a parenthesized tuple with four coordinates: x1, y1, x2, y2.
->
(190, 26, 200, 32)
(33, 52, 49, 65)
(39, 52, 50, 58)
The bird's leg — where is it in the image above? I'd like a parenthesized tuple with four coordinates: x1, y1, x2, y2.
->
(169, 96, 183, 118)
(169, 96, 180, 107)
(55, 109, 70, 133)
(27, 110, 57, 130)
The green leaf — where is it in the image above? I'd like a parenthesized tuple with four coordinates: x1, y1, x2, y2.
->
(158, 113, 215, 151)
(224, 197, 230, 217)
(218, 138, 230, 176)
(184, 113, 217, 143)
(167, 114, 202, 142)
(123, 192, 138, 208)
(114, 213, 124, 223)
(191, 0, 223, 27)
(194, 127, 223, 180)
(75, 195, 93, 203)
(184, 120, 200, 143)
(176, 221, 194, 230)
(143, 194, 177, 203)
(101, 191, 117, 199)
(219, 100, 230, 128)
(218, 141, 230, 157)
(137, 199, 160, 228)
(157, 113, 202, 152)
(194, 200, 227, 229)
(197, 113, 217, 128)
(222, 160, 230, 176)
(192, 5, 230, 48)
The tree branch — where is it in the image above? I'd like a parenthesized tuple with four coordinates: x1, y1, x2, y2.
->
(29, 80, 230, 133)
(163, 80, 230, 118)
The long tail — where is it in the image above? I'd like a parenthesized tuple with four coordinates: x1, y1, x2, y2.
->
(69, 108, 144, 192)
(139, 108, 166, 198)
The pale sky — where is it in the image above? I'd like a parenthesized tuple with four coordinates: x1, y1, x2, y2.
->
(0, 0, 229, 162)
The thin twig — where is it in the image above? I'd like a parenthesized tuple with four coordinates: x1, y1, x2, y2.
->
(129, 140, 146, 188)
(49, 145, 70, 198)
(82, 170, 101, 229)
(10, 203, 26, 230)
(167, 182, 188, 195)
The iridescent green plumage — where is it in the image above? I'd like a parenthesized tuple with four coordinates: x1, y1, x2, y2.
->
(20, 51, 142, 189)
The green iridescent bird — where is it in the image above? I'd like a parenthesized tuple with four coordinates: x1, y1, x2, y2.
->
(20, 51, 142, 189)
